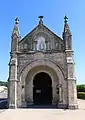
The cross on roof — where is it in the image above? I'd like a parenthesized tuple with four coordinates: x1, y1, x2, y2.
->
(15, 17, 19, 24)
(39, 16, 43, 24)
(64, 16, 68, 23)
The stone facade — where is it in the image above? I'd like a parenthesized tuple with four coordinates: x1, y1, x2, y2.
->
(8, 16, 78, 109)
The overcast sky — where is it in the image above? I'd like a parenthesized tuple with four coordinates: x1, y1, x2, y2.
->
(0, 0, 85, 84)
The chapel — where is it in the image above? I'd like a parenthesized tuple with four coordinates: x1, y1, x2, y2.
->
(8, 16, 78, 109)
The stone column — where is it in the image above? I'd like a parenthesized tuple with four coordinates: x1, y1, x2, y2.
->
(57, 84, 64, 108)
(45, 41, 49, 50)
(59, 84, 62, 102)
(66, 50, 78, 109)
(9, 55, 18, 109)
(33, 40, 37, 51)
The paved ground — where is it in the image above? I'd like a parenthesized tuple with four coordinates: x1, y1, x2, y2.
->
(0, 99, 85, 120)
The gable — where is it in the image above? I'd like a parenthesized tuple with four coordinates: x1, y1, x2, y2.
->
(19, 24, 64, 52)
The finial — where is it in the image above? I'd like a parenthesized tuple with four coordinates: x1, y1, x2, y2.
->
(39, 16, 43, 24)
(64, 15, 68, 24)
(15, 17, 19, 24)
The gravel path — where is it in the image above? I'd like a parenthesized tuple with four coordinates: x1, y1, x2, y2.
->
(0, 99, 85, 120)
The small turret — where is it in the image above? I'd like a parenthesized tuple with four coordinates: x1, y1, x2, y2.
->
(63, 16, 72, 50)
(11, 17, 20, 53)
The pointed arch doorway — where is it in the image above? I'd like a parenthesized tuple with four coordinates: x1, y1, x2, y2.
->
(33, 72, 52, 105)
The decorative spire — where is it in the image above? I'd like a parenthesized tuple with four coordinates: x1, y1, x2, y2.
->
(12, 17, 20, 37)
(63, 16, 72, 50)
(11, 17, 20, 52)
(39, 16, 43, 24)
(63, 16, 71, 35)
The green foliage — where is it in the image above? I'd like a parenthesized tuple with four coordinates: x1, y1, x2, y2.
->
(77, 85, 85, 100)
(77, 84, 85, 92)
(0, 81, 8, 87)
(77, 92, 85, 100)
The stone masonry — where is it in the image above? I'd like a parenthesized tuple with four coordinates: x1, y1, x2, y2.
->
(8, 16, 78, 109)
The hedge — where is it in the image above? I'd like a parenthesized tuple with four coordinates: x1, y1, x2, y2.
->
(77, 92, 85, 100)
(0, 81, 8, 87)
(77, 85, 85, 92)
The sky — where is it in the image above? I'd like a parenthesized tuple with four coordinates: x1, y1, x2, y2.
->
(0, 0, 85, 84)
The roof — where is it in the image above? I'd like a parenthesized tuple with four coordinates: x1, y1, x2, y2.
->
(19, 23, 63, 44)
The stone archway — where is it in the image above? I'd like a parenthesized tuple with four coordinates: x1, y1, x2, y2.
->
(19, 59, 66, 106)
(33, 72, 52, 105)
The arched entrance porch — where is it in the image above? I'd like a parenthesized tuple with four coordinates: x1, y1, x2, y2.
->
(33, 72, 52, 105)
(19, 59, 66, 107)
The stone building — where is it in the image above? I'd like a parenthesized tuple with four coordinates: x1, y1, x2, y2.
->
(8, 16, 78, 109)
